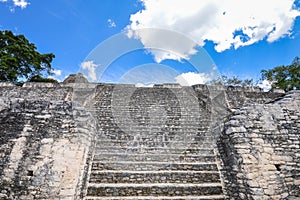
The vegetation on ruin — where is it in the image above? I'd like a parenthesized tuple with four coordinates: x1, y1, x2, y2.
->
(211, 56, 299, 92)
(210, 75, 255, 87)
(28, 75, 58, 83)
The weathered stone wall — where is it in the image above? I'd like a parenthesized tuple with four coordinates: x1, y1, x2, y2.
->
(0, 84, 97, 199)
(0, 83, 73, 101)
(218, 91, 300, 199)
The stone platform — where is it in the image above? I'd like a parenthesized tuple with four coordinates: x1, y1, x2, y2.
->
(0, 82, 299, 199)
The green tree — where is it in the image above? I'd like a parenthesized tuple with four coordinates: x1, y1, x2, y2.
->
(210, 75, 255, 87)
(0, 30, 55, 83)
(28, 75, 58, 83)
(261, 57, 300, 91)
(226, 76, 243, 86)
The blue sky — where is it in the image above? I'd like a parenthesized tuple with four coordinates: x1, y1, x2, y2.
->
(1, 0, 299, 87)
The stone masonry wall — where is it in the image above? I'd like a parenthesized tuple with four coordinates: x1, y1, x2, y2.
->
(218, 91, 300, 199)
(0, 84, 97, 199)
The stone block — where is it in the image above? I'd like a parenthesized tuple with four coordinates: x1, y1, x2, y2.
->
(262, 164, 277, 171)
(0, 82, 15, 87)
(226, 126, 247, 134)
(246, 172, 259, 180)
(263, 147, 274, 154)
(242, 154, 258, 164)
(251, 138, 265, 144)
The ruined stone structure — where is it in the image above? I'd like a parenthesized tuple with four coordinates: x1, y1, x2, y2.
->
(0, 81, 299, 199)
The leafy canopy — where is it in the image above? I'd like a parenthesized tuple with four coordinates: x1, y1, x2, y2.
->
(210, 75, 255, 87)
(28, 75, 58, 83)
(0, 30, 55, 83)
(261, 57, 300, 92)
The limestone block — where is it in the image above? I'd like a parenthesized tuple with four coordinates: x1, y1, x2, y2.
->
(242, 154, 258, 164)
(225, 126, 247, 135)
(246, 172, 259, 180)
(261, 164, 277, 171)
(272, 155, 293, 162)
(0, 82, 15, 87)
(251, 139, 265, 147)
(263, 147, 274, 154)
(22, 82, 58, 88)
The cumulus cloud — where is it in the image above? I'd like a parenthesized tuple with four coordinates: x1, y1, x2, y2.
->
(47, 69, 63, 82)
(12, 0, 29, 8)
(108, 19, 116, 28)
(127, 0, 300, 62)
(81, 61, 98, 81)
(127, 29, 198, 62)
(258, 79, 272, 91)
(175, 72, 212, 86)
(52, 69, 62, 76)
(1, 0, 29, 9)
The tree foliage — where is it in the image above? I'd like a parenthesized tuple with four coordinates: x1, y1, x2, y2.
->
(261, 57, 300, 91)
(28, 75, 58, 83)
(0, 30, 55, 83)
(210, 75, 255, 87)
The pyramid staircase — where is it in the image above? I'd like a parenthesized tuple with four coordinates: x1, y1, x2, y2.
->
(83, 85, 225, 200)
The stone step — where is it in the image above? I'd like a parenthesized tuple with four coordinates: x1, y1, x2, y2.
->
(95, 119, 210, 125)
(85, 195, 225, 200)
(89, 170, 221, 184)
(96, 125, 209, 131)
(95, 142, 216, 149)
(91, 161, 219, 171)
(96, 132, 214, 139)
(105, 115, 204, 118)
(93, 153, 216, 162)
(86, 183, 223, 197)
(93, 150, 214, 157)
(96, 129, 212, 134)
(95, 147, 214, 155)
(105, 115, 203, 119)
(94, 111, 208, 117)
(96, 134, 212, 141)
(97, 127, 207, 132)
(95, 140, 216, 148)
(96, 143, 216, 149)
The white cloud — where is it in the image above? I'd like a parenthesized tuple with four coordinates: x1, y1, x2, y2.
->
(47, 69, 63, 82)
(175, 72, 212, 86)
(47, 75, 60, 82)
(258, 79, 272, 91)
(81, 61, 98, 81)
(52, 69, 62, 76)
(13, 0, 29, 8)
(127, 0, 300, 62)
(0, 0, 29, 9)
(108, 19, 116, 28)
(127, 29, 198, 62)
(135, 83, 154, 87)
